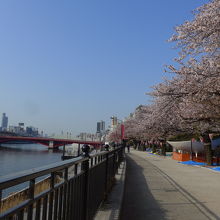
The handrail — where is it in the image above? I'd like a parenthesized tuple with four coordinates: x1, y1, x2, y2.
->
(0, 146, 125, 219)
(0, 148, 114, 190)
(0, 156, 86, 190)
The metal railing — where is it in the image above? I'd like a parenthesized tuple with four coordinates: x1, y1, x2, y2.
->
(0, 146, 125, 220)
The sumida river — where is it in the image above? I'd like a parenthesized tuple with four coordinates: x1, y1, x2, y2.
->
(0, 143, 63, 197)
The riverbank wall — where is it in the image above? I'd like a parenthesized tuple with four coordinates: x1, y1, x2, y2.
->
(0, 175, 61, 213)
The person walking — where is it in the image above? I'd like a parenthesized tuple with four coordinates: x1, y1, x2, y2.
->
(127, 144, 130, 153)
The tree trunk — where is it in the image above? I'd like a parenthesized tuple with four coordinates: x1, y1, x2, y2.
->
(152, 142, 157, 153)
(161, 141, 166, 156)
(202, 134, 213, 166)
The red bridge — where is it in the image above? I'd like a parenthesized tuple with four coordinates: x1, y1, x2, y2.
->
(0, 135, 102, 149)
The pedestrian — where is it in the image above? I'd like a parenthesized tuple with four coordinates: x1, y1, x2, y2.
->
(105, 144, 110, 151)
(127, 144, 130, 153)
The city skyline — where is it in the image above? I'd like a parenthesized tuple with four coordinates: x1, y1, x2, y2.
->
(0, 0, 209, 135)
(0, 111, 107, 136)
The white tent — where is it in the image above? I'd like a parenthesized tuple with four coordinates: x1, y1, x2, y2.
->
(167, 138, 220, 153)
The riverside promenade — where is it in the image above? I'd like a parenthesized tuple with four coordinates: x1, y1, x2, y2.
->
(121, 149, 220, 220)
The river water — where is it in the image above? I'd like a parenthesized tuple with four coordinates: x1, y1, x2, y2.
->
(0, 143, 63, 197)
(0, 143, 63, 177)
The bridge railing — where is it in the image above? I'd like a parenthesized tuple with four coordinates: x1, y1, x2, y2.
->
(0, 146, 125, 220)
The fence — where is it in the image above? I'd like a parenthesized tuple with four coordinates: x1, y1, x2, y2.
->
(0, 146, 125, 220)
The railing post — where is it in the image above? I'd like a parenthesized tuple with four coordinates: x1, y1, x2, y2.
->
(27, 178, 35, 220)
(104, 152, 109, 199)
(74, 164, 78, 175)
(62, 144, 66, 160)
(78, 143, 81, 156)
(63, 168, 68, 220)
(91, 158, 93, 167)
(113, 150, 116, 175)
(48, 172, 55, 220)
(0, 190, 2, 213)
(82, 144, 90, 220)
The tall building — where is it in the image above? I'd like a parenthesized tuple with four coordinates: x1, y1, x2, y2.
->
(96, 120, 105, 134)
(97, 122, 101, 133)
(100, 120, 105, 133)
(110, 116, 118, 130)
(1, 113, 8, 131)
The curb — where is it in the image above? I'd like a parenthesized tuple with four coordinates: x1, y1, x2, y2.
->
(95, 160, 127, 220)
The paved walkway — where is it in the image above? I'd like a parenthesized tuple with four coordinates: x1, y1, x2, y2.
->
(121, 150, 220, 220)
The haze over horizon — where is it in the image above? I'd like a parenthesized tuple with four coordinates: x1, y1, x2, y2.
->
(0, 0, 208, 135)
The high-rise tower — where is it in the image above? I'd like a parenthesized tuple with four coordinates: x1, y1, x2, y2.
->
(1, 113, 8, 131)
(96, 120, 105, 134)
(100, 120, 105, 133)
(97, 122, 101, 133)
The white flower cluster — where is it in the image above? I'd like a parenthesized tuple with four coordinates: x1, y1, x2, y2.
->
(108, 0, 220, 143)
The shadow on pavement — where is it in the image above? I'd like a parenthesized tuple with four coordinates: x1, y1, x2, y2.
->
(120, 155, 167, 220)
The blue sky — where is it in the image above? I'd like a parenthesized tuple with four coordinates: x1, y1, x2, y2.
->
(0, 0, 208, 135)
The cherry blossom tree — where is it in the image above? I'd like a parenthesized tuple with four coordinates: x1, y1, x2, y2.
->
(106, 124, 122, 143)
(108, 0, 219, 164)
(170, 0, 220, 60)
(151, 0, 220, 164)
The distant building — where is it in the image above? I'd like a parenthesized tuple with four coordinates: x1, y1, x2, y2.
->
(1, 113, 8, 131)
(26, 126, 38, 136)
(96, 120, 105, 134)
(18, 122, 24, 128)
(110, 116, 118, 131)
(77, 132, 99, 141)
(78, 132, 87, 141)
(18, 123, 25, 132)
(9, 123, 26, 135)
(9, 126, 23, 134)
(97, 122, 101, 133)
(100, 120, 105, 133)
